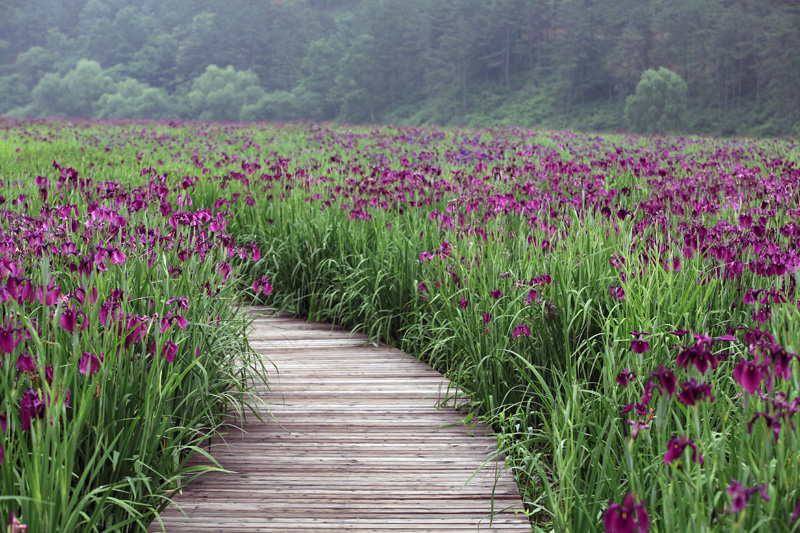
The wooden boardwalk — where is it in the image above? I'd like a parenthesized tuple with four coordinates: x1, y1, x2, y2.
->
(150, 309, 530, 532)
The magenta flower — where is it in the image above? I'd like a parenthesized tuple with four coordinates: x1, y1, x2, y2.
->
(458, 298, 468, 309)
(172, 315, 188, 330)
(79, 352, 102, 375)
(217, 262, 232, 282)
(16, 353, 36, 375)
(482, 313, 492, 324)
(726, 479, 769, 513)
(676, 345, 718, 375)
(676, 380, 714, 406)
(733, 359, 764, 395)
(664, 434, 703, 465)
(630, 339, 650, 354)
(166, 296, 190, 309)
(616, 369, 636, 387)
(491, 289, 502, 299)
(513, 324, 530, 338)
(20, 388, 45, 431)
(252, 275, 273, 296)
(417, 282, 427, 292)
(7, 512, 27, 533)
(162, 341, 179, 363)
(609, 286, 625, 300)
(0, 327, 19, 354)
(44, 286, 61, 306)
(790, 498, 800, 523)
(747, 412, 783, 444)
(627, 419, 650, 440)
(525, 289, 540, 305)
(109, 249, 126, 265)
(767, 344, 795, 381)
(59, 306, 78, 333)
(652, 365, 677, 397)
(603, 493, 650, 533)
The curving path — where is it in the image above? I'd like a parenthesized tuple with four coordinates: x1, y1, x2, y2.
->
(151, 308, 530, 532)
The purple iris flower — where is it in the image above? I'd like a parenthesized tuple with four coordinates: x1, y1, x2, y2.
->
(676, 380, 714, 406)
(162, 341, 179, 363)
(676, 345, 718, 375)
(652, 366, 677, 397)
(630, 339, 650, 354)
(20, 388, 45, 431)
(79, 352, 103, 375)
(733, 359, 764, 395)
(664, 434, 703, 465)
(616, 369, 636, 387)
(491, 289, 502, 299)
(609, 286, 625, 300)
(0, 327, 19, 354)
(726, 479, 769, 513)
(513, 324, 530, 338)
(59, 307, 78, 333)
(603, 493, 650, 533)
(627, 419, 650, 440)
(7, 512, 27, 533)
(16, 353, 36, 375)
(252, 275, 273, 296)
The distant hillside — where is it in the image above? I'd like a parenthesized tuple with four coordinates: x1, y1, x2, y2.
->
(1, 0, 798, 136)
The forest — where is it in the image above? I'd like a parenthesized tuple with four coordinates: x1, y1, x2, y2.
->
(1, 0, 798, 136)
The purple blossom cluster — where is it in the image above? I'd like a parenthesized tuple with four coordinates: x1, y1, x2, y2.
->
(0, 157, 271, 527)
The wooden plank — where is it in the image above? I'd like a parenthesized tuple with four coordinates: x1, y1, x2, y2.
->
(150, 313, 530, 532)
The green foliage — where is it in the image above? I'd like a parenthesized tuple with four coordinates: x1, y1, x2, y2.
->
(13, 46, 60, 88)
(0, 74, 29, 114)
(95, 78, 175, 119)
(27, 59, 116, 117)
(242, 90, 304, 122)
(625, 68, 688, 134)
(126, 34, 179, 89)
(186, 65, 264, 122)
(299, 37, 347, 120)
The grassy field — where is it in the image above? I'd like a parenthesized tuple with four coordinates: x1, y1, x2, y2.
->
(1, 117, 799, 532)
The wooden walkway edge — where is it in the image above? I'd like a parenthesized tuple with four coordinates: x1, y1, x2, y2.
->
(150, 308, 531, 532)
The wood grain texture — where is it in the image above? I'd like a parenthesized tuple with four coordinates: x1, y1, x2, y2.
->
(150, 307, 530, 532)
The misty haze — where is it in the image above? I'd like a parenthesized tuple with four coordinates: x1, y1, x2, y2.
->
(1, 0, 798, 135)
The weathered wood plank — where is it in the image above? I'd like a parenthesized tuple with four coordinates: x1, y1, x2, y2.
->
(150, 313, 530, 532)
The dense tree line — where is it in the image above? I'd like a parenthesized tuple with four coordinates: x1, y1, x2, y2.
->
(0, 0, 798, 136)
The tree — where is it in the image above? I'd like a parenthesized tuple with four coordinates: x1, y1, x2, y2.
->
(0, 74, 30, 114)
(27, 59, 116, 117)
(13, 46, 58, 88)
(624, 67, 688, 133)
(127, 34, 179, 89)
(96, 78, 175, 119)
(299, 36, 347, 120)
(175, 13, 222, 82)
(187, 65, 265, 121)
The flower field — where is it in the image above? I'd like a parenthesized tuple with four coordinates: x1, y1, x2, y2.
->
(1, 118, 799, 531)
